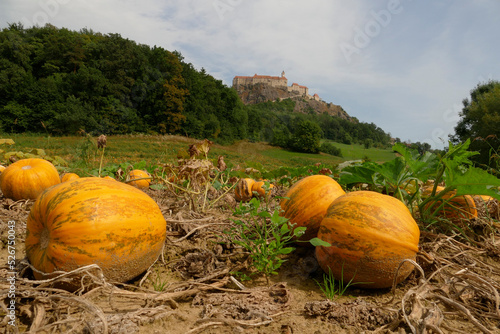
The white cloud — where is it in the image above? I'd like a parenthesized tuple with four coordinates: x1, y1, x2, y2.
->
(1, 0, 500, 148)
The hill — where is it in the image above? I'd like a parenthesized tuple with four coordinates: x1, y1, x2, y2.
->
(0, 24, 392, 150)
(233, 82, 351, 120)
(232, 73, 351, 120)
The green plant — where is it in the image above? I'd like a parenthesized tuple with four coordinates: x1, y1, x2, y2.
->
(319, 142, 343, 157)
(418, 139, 500, 222)
(74, 132, 98, 168)
(149, 269, 168, 292)
(225, 197, 306, 283)
(339, 140, 500, 217)
(315, 265, 366, 300)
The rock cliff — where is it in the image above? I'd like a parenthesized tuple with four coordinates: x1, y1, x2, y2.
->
(233, 83, 351, 120)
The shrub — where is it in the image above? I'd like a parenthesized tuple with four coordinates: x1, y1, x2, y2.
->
(320, 142, 343, 157)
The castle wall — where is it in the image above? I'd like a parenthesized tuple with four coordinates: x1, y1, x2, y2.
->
(233, 74, 287, 88)
(288, 83, 308, 96)
(233, 73, 318, 100)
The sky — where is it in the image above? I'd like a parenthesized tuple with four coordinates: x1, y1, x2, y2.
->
(1, 0, 499, 148)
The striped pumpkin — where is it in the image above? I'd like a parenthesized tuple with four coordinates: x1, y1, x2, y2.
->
(26, 177, 166, 284)
(0, 158, 60, 200)
(280, 175, 345, 242)
(316, 191, 420, 289)
(234, 178, 256, 202)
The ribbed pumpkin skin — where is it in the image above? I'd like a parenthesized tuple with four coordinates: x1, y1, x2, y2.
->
(127, 169, 151, 189)
(280, 175, 345, 241)
(235, 178, 255, 202)
(61, 172, 80, 183)
(316, 191, 420, 289)
(0, 158, 60, 200)
(26, 177, 166, 283)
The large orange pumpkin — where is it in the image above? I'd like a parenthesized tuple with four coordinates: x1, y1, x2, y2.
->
(280, 175, 345, 241)
(127, 169, 152, 189)
(316, 191, 420, 289)
(0, 158, 60, 200)
(25, 177, 166, 284)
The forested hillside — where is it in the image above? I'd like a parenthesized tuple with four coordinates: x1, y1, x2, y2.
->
(0, 24, 391, 149)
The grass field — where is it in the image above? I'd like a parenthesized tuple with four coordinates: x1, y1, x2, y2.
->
(1, 134, 396, 174)
(324, 142, 397, 162)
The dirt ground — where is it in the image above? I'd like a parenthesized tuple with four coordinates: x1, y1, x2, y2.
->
(1, 184, 500, 334)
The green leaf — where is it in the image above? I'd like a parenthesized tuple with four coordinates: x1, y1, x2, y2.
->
(373, 157, 406, 186)
(309, 237, 331, 247)
(450, 166, 500, 200)
(150, 183, 167, 190)
(212, 179, 222, 190)
(339, 165, 377, 185)
(293, 226, 306, 237)
(278, 247, 294, 255)
(134, 160, 147, 170)
(257, 211, 272, 218)
(280, 222, 291, 234)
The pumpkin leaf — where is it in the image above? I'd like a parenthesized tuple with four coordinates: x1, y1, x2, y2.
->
(447, 166, 500, 200)
(373, 157, 407, 187)
(53, 156, 67, 166)
(339, 165, 377, 185)
(150, 183, 167, 190)
(212, 179, 223, 190)
(30, 148, 47, 156)
(0, 139, 15, 145)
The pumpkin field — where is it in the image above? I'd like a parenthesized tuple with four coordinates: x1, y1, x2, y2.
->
(1, 134, 500, 334)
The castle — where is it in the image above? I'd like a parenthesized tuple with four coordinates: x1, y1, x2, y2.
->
(232, 71, 320, 101)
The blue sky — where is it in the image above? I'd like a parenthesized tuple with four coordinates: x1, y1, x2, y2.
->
(2, 0, 499, 148)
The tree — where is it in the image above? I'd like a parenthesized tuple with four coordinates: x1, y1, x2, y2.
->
(288, 120, 323, 153)
(450, 80, 500, 166)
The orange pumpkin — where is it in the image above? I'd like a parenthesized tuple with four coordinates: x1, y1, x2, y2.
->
(251, 180, 275, 199)
(0, 158, 60, 200)
(316, 191, 420, 289)
(60, 172, 80, 183)
(102, 175, 115, 181)
(422, 186, 477, 220)
(280, 175, 345, 241)
(25, 177, 166, 285)
(235, 178, 256, 202)
(127, 169, 152, 189)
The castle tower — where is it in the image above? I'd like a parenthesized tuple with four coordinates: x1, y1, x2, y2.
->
(281, 70, 285, 78)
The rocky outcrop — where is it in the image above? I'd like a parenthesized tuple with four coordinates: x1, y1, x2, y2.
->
(233, 83, 352, 120)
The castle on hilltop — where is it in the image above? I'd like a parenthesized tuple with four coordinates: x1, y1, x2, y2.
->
(232, 71, 320, 101)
